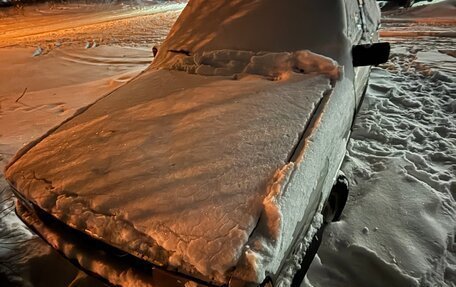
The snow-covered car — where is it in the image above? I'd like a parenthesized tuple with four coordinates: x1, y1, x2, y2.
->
(5, 0, 389, 286)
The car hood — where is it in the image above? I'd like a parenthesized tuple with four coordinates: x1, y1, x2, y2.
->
(5, 60, 336, 284)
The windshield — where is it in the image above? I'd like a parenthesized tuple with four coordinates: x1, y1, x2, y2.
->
(152, 0, 350, 69)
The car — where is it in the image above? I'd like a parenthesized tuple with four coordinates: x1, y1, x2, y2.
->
(5, 0, 389, 286)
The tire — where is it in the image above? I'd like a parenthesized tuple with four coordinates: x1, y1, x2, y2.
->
(322, 175, 349, 223)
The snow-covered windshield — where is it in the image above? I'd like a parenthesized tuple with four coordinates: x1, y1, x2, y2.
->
(152, 0, 351, 69)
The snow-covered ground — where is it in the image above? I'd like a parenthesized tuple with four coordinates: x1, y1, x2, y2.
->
(0, 1, 184, 48)
(0, 1, 455, 286)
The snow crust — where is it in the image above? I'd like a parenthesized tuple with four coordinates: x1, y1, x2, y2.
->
(16, 202, 151, 287)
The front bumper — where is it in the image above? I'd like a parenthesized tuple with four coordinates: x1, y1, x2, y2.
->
(12, 188, 324, 287)
(13, 198, 215, 287)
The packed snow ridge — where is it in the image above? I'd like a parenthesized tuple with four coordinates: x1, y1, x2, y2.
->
(163, 49, 342, 81)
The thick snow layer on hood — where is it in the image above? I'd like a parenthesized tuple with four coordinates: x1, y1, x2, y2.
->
(152, 0, 351, 69)
(6, 65, 337, 284)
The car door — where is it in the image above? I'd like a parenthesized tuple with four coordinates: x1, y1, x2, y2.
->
(344, 0, 364, 46)
(360, 0, 382, 44)
(343, 0, 366, 111)
(346, 0, 383, 110)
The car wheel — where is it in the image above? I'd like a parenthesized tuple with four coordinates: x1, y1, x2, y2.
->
(322, 174, 349, 223)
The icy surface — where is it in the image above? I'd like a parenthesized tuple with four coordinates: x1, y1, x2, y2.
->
(16, 201, 180, 287)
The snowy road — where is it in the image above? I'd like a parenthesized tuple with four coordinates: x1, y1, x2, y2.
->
(0, 2, 183, 48)
(0, 1, 455, 287)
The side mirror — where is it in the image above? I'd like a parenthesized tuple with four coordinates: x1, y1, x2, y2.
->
(352, 42, 390, 67)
